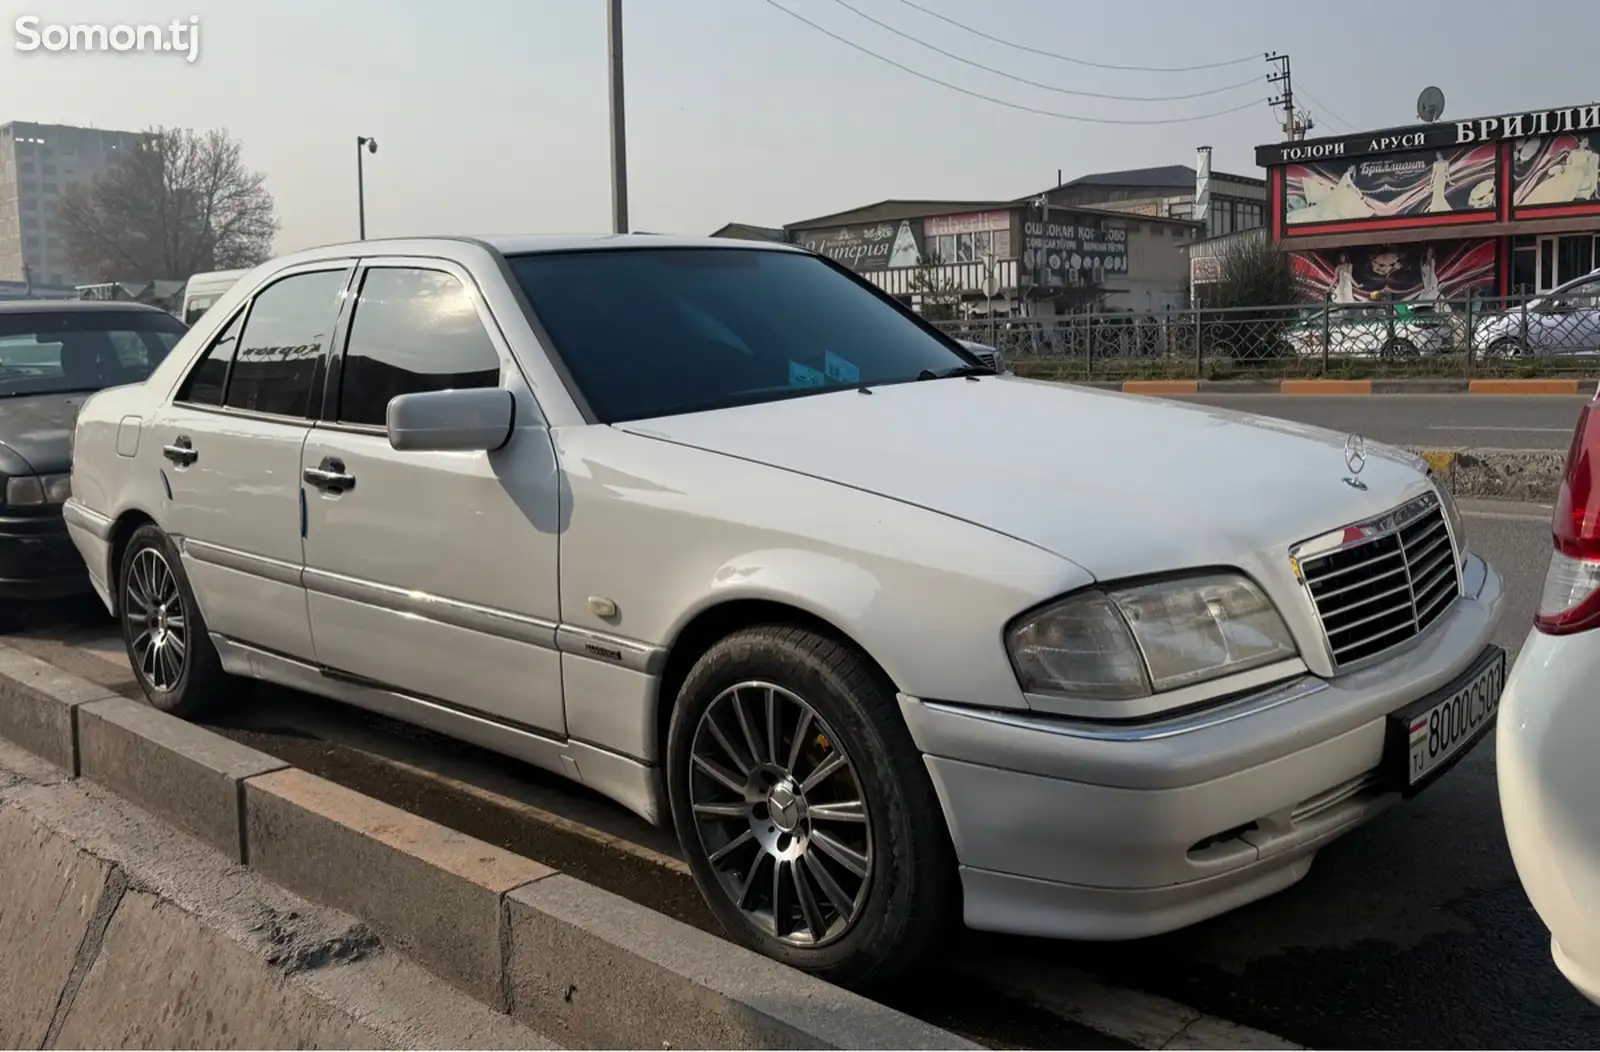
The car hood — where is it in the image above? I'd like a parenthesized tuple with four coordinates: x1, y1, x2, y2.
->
(0, 391, 87, 474)
(617, 376, 1435, 580)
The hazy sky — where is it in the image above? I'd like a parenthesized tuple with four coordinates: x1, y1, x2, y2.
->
(4, 0, 1597, 254)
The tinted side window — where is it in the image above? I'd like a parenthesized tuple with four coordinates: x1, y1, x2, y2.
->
(224, 269, 349, 418)
(176, 310, 244, 406)
(338, 268, 502, 427)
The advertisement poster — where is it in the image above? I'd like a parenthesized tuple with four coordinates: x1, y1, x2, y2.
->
(1285, 144, 1498, 226)
(1291, 239, 1495, 303)
(1021, 219, 1128, 289)
(789, 220, 924, 271)
(1512, 134, 1600, 209)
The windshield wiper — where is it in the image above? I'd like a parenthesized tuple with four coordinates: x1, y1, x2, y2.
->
(917, 364, 994, 380)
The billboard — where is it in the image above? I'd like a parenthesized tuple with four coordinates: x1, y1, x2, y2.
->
(1512, 134, 1600, 211)
(1285, 144, 1497, 228)
(922, 210, 1011, 264)
(789, 220, 924, 271)
(1020, 218, 1129, 289)
(1291, 239, 1495, 303)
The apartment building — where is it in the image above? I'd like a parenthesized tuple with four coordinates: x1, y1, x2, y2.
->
(0, 122, 144, 286)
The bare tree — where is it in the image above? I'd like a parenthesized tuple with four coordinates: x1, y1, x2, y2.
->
(907, 253, 964, 321)
(56, 126, 278, 282)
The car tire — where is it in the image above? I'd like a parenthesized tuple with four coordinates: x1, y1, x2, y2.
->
(1382, 337, 1418, 358)
(118, 524, 229, 716)
(1486, 337, 1525, 359)
(666, 624, 957, 989)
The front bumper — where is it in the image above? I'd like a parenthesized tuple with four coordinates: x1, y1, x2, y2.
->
(1498, 627, 1600, 1007)
(900, 551, 1505, 940)
(0, 508, 95, 601)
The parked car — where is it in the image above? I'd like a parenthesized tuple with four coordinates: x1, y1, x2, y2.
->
(1498, 380, 1600, 1006)
(64, 235, 1505, 987)
(1282, 301, 1457, 359)
(955, 338, 1007, 373)
(180, 268, 250, 327)
(1475, 269, 1600, 358)
(0, 300, 186, 614)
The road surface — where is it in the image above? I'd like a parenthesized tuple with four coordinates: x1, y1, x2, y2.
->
(8, 499, 1593, 1049)
(1172, 393, 1590, 450)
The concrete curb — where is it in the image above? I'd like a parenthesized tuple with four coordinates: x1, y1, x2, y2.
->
(1085, 377, 1596, 395)
(0, 645, 977, 1051)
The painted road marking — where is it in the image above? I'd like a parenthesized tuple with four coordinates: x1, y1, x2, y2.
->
(1425, 425, 1573, 433)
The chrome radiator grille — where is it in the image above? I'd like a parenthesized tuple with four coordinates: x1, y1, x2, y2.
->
(1294, 494, 1461, 669)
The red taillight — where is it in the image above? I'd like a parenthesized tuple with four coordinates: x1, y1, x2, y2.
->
(1536, 396, 1600, 634)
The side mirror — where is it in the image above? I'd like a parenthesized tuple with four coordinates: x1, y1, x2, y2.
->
(386, 388, 514, 453)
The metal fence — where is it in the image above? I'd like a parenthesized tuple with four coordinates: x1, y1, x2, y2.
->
(934, 293, 1600, 380)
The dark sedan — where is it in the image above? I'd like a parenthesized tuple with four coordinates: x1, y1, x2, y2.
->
(0, 300, 185, 615)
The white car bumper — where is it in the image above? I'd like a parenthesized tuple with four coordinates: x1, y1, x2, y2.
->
(1498, 627, 1600, 1006)
(899, 551, 1506, 940)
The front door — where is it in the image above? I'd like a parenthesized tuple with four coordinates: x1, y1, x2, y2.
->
(299, 260, 565, 736)
(154, 264, 354, 661)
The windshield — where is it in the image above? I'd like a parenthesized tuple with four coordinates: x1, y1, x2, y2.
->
(0, 309, 187, 398)
(508, 247, 976, 422)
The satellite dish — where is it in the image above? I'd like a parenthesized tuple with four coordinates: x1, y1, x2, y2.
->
(1417, 86, 1446, 123)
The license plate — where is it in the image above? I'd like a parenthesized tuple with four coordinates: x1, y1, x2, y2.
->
(1384, 646, 1505, 794)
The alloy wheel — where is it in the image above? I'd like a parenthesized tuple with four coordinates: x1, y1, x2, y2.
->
(687, 681, 873, 948)
(125, 547, 188, 692)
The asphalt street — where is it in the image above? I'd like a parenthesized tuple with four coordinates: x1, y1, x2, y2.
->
(6, 499, 1588, 1049)
(1173, 393, 1592, 450)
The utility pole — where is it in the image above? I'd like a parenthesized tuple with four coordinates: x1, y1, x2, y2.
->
(1266, 52, 1313, 141)
(607, 0, 629, 234)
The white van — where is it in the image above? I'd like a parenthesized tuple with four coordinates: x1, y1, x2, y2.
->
(180, 269, 249, 326)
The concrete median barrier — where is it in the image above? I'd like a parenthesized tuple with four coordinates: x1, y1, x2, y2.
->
(1411, 447, 1567, 503)
(0, 645, 977, 1050)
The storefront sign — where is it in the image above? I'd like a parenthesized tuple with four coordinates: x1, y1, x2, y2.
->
(1190, 255, 1224, 285)
(1256, 103, 1600, 167)
(1021, 219, 1129, 289)
(789, 220, 923, 271)
(923, 210, 1009, 237)
(1285, 144, 1498, 228)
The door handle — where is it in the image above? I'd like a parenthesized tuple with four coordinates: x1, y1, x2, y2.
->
(161, 436, 198, 466)
(303, 457, 355, 492)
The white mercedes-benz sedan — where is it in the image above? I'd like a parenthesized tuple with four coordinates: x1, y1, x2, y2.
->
(1498, 382, 1600, 1006)
(63, 235, 1505, 987)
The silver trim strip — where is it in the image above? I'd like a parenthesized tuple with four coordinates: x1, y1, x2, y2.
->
(930, 674, 1330, 743)
(554, 625, 666, 675)
(61, 499, 114, 541)
(184, 538, 303, 588)
(303, 566, 559, 649)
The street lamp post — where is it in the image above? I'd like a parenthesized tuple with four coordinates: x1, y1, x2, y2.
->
(356, 136, 378, 240)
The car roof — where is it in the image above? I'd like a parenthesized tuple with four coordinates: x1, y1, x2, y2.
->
(287, 233, 809, 258)
(0, 299, 172, 315)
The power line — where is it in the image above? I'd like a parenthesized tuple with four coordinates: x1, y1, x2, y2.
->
(891, 0, 1260, 73)
(828, 0, 1262, 102)
(763, 0, 1271, 126)
(1296, 87, 1356, 131)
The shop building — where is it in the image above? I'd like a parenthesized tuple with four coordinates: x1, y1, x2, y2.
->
(778, 196, 1199, 317)
(1257, 102, 1600, 302)
(1034, 162, 1268, 240)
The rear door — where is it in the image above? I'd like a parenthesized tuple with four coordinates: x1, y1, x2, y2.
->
(154, 262, 355, 660)
(299, 258, 565, 735)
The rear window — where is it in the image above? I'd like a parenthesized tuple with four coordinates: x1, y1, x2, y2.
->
(508, 248, 974, 422)
(0, 309, 186, 399)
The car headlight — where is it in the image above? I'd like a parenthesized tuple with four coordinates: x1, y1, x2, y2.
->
(1007, 573, 1298, 701)
(4, 473, 71, 506)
